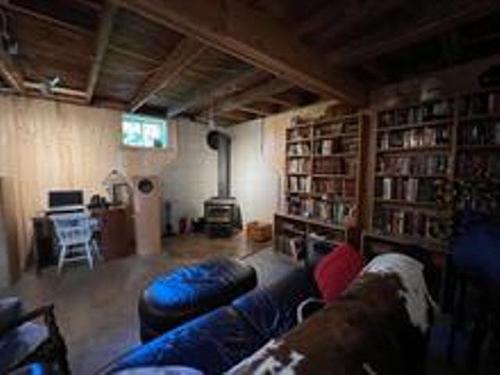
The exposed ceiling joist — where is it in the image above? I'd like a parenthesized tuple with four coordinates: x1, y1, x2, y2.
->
(168, 67, 261, 117)
(215, 79, 293, 114)
(129, 37, 207, 112)
(328, 0, 500, 65)
(23, 81, 86, 98)
(238, 105, 272, 117)
(0, 47, 24, 93)
(117, 0, 367, 106)
(85, 1, 117, 103)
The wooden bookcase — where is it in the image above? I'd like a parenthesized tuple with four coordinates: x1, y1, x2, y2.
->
(363, 89, 500, 260)
(275, 112, 368, 258)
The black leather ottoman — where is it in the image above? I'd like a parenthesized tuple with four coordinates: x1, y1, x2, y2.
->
(139, 257, 257, 342)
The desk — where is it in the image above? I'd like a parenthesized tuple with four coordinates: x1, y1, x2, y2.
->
(33, 206, 135, 272)
(92, 207, 135, 260)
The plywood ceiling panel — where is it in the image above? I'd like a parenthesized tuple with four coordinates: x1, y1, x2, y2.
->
(110, 9, 184, 64)
(95, 49, 157, 102)
(12, 14, 93, 89)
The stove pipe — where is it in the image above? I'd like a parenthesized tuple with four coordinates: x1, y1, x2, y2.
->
(207, 130, 231, 198)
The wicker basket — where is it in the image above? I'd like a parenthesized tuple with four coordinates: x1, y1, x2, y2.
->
(246, 221, 272, 242)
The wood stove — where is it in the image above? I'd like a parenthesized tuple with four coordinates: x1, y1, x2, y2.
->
(204, 130, 241, 237)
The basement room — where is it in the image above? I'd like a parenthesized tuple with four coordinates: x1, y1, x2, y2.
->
(1, 0, 500, 374)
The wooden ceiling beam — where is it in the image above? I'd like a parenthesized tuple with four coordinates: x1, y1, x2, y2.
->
(23, 81, 86, 97)
(85, 1, 117, 103)
(117, 0, 367, 106)
(328, 0, 500, 65)
(168, 67, 262, 117)
(238, 106, 271, 117)
(0, 46, 24, 93)
(215, 79, 293, 114)
(129, 37, 207, 112)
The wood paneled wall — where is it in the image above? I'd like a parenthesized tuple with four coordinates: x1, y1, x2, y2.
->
(0, 96, 177, 277)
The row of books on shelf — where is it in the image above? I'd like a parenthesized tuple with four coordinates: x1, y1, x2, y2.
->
(313, 178, 356, 198)
(311, 200, 352, 226)
(377, 154, 448, 176)
(460, 92, 500, 117)
(457, 120, 500, 146)
(286, 197, 351, 226)
(379, 99, 454, 128)
(288, 158, 310, 174)
(313, 119, 359, 137)
(456, 153, 500, 179)
(375, 177, 440, 203)
(372, 207, 440, 241)
(377, 92, 500, 129)
(313, 139, 358, 155)
(288, 143, 311, 156)
(313, 158, 354, 175)
(288, 176, 311, 193)
(378, 126, 450, 150)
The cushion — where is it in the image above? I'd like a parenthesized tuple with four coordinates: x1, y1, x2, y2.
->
(314, 243, 364, 303)
(106, 306, 266, 375)
(139, 257, 257, 341)
(231, 267, 318, 338)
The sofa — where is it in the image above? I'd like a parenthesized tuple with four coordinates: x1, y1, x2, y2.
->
(99, 249, 433, 374)
(99, 266, 318, 374)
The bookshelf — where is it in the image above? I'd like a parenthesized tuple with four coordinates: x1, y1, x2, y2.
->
(364, 89, 500, 258)
(275, 112, 368, 259)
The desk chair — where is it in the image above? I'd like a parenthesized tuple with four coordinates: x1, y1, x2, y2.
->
(50, 212, 98, 274)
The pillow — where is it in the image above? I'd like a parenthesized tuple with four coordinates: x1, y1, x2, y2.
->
(314, 243, 364, 303)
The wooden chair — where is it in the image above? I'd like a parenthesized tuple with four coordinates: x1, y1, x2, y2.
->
(0, 297, 69, 374)
(50, 212, 97, 274)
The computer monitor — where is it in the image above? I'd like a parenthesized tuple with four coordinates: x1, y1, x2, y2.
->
(48, 190, 84, 208)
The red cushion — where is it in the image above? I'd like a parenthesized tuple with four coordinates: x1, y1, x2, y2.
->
(314, 243, 364, 303)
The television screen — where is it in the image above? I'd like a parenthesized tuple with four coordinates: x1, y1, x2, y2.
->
(48, 190, 84, 208)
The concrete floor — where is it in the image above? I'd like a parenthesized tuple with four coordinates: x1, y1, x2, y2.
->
(2, 233, 281, 374)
